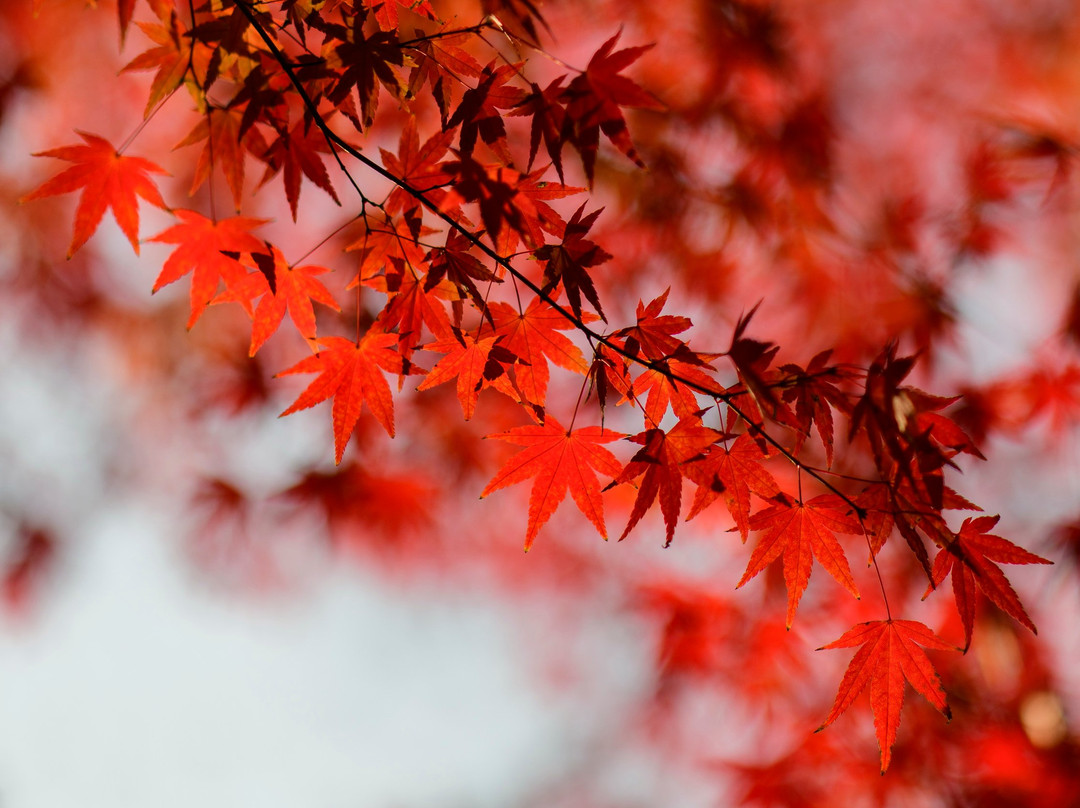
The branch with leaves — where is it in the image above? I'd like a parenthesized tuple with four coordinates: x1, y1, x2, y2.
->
(20, 0, 1055, 773)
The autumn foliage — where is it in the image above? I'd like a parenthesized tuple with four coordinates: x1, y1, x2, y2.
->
(6, 0, 1080, 801)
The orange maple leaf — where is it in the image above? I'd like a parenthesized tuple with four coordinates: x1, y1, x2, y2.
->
(481, 417, 624, 550)
(416, 333, 501, 419)
(278, 333, 415, 463)
(175, 107, 269, 212)
(737, 494, 862, 627)
(925, 515, 1052, 650)
(484, 298, 594, 407)
(627, 354, 723, 425)
(215, 245, 341, 356)
(149, 210, 268, 328)
(818, 619, 956, 773)
(21, 131, 169, 257)
(122, 17, 209, 116)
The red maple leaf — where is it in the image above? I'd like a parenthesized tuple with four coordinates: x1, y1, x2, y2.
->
(257, 118, 342, 221)
(368, 0, 439, 31)
(278, 332, 415, 463)
(818, 619, 955, 773)
(481, 417, 624, 550)
(607, 417, 721, 546)
(509, 77, 571, 181)
(562, 32, 663, 183)
(615, 288, 693, 362)
(407, 32, 484, 126)
(536, 205, 612, 321)
(425, 229, 502, 321)
(215, 245, 341, 355)
(779, 349, 854, 466)
(21, 131, 169, 257)
(447, 62, 528, 165)
(441, 157, 549, 251)
(626, 352, 723, 425)
(149, 210, 268, 328)
(371, 259, 455, 360)
(586, 344, 634, 416)
(493, 168, 581, 256)
(726, 302, 787, 422)
(683, 432, 781, 540)
(316, 12, 409, 130)
(925, 515, 1052, 650)
(738, 494, 862, 627)
(380, 118, 456, 215)
(118, 0, 136, 41)
(416, 332, 501, 419)
(346, 212, 431, 289)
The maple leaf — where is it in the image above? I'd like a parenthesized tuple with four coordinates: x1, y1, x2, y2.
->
(149, 210, 268, 328)
(586, 343, 634, 417)
(683, 432, 781, 540)
(230, 59, 291, 137)
(536, 205, 612, 320)
(562, 32, 663, 184)
(481, 417, 624, 550)
(372, 259, 455, 360)
(425, 230, 501, 322)
(818, 619, 955, 773)
(368, 0, 439, 32)
(615, 289, 692, 362)
(278, 460, 436, 548)
(214, 245, 341, 355)
(484, 298, 593, 406)
(316, 12, 409, 130)
(407, 32, 485, 126)
(441, 157, 550, 251)
(447, 62, 528, 165)
(856, 480, 980, 573)
(21, 132, 169, 257)
(509, 77, 571, 181)
(627, 351, 724, 424)
(779, 349, 853, 466)
(278, 332, 416, 463)
(346, 212, 431, 290)
(189, 2, 265, 90)
(606, 417, 721, 546)
(416, 332, 501, 419)
(122, 18, 196, 116)
(380, 118, 456, 215)
(726, 302, 787, 422)
(738, 494, 862, 627)
(257, 117, 342, 220)
(925, 515, 1052, 650)
(492, 168, 581, 256)
(175, 106, 269, 211)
